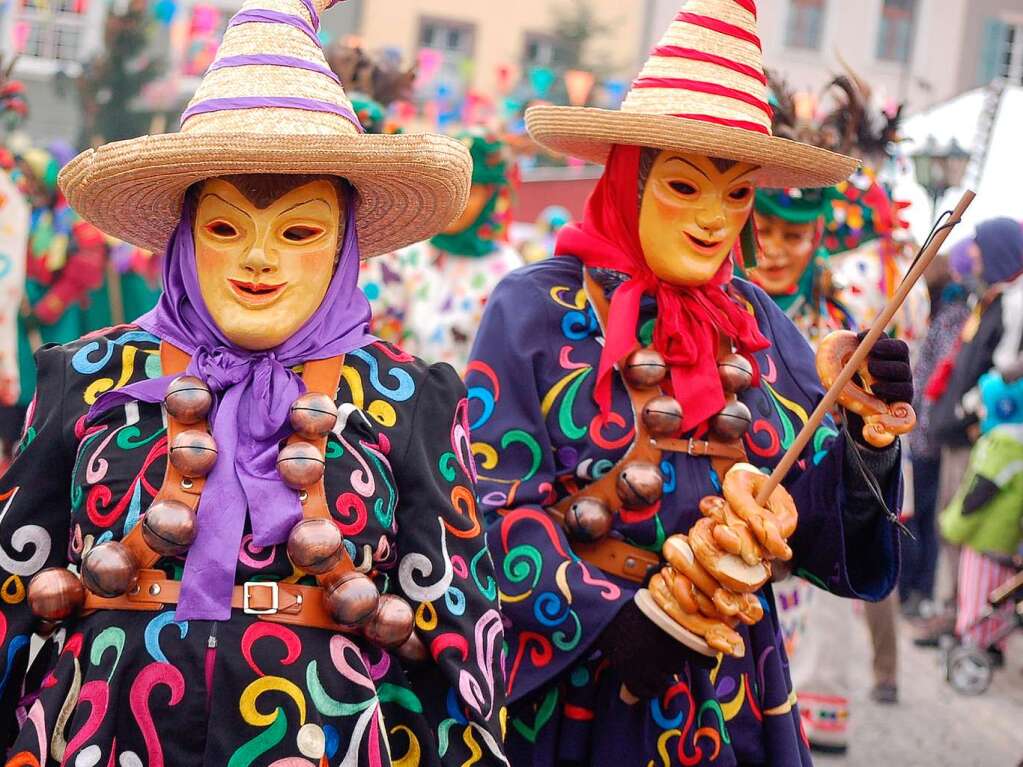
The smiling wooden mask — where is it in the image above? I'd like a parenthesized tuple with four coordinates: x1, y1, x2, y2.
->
(193, 177, 343, 350)
(638, 151, 757, 287)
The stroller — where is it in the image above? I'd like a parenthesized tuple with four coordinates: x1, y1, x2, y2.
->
(945, 563, 1023, 695)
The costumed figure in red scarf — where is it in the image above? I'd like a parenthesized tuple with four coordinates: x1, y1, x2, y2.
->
(466, 1, 914, 764)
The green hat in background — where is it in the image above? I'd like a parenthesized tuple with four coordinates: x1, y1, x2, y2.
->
(755, 186, 839, 225)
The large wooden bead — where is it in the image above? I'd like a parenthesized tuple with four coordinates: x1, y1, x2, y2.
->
(80, 542, 139, 598)
(616, 462, 664, 509)
(395, 631, 430, 664)
(563, 497, 614, 543)
(718, 354, 754, 395)
(710, 400, 753, 441)
(142, 500, 198, 557)
(27, 568, 85, 621)
(623, 348, 668, 389)
(287, 518, 344, 575)
(163, 376, 213, 425)
(290, 393, 339, 440)
(277, 442, 326, 490)
(363, 594, 415, 649)
(641, 395, 684, 438)
(324, 571, 380, 628)
(169, 429, 218, 478)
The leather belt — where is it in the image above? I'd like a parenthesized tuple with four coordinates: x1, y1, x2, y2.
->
(82, 569, 352, 633)
(573, 538, 661, 584)
(654, 437, 747, 461)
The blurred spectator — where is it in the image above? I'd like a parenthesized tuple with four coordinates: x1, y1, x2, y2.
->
(901, 252, 971, 617)
(939, 369, 1023, 662)
(360, 128, 521, 372)
(916, 218, 1023, 646)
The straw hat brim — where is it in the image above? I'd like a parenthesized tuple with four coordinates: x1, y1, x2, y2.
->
(58, 131, 472, 257)
(526, 105, 860, 189)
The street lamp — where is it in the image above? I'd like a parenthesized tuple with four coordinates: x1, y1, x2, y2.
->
(912, 136, 971, 205)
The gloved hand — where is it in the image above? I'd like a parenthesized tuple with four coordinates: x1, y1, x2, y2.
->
(597, 599, 713, 699)
(845, 332, 913, 449)
(858, 331, 913, 405)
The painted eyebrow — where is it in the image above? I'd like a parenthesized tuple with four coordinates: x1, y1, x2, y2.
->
(666, 156, 710, 180)
(200, 192, 250, 218)
(279, 197, 332, 217)
(730, 167, 759, 183)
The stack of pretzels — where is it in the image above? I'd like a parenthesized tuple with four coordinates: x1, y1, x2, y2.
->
(647, 463, 798, 658)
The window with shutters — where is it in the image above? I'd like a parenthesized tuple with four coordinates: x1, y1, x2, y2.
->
(784, 0, 826, 50)
(522, 32, 572, 70)
(417, 16, 476, 96)
(876, 0, 917, 63)
(12, 0, 88, 64)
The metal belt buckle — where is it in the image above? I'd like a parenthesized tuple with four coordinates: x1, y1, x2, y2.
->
(687, 439, 708, 457)
(243, 581, 279, 615)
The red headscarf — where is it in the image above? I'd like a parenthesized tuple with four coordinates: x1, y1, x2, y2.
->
(555, 145, 770, 432)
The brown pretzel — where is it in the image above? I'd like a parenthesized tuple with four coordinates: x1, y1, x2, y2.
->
(816, 330, 917, 448)
(699, 496, 766, 566)
(687, 518, 773, 594)
(650, 573, 746, 657)
(722, 464, 797, 561)
(664, 531, 769, 603)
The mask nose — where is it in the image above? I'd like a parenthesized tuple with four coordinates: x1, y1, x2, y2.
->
(240, 235, 278, 276)
(695, 206, 727, 235)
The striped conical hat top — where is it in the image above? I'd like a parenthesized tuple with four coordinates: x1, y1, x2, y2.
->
(59, 0, 471, 257)
(527, 0, 858, 188)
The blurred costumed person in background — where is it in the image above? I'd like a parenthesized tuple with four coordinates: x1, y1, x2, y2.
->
(940, 369, 1023, 662)
(746, 71, 859, 753)
(0, 60, 29, 463)
(0, 0, 507, 762)
(0, 143, 106, 452)
(360, 127, 522, 371)
(467, 1, 913, 764)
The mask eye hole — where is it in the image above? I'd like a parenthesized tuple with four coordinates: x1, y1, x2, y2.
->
(669, 181, 698, 196)
(283, 225, 324, 243)
(206, 220, 238, 239)
(729, 186, 753, 202)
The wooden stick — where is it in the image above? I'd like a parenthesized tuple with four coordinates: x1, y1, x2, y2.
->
(754, 190, 977, 506)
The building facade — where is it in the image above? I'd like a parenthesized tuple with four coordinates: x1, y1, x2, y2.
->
(646, 0, 1023, 112)
(353, 0, 646, 101)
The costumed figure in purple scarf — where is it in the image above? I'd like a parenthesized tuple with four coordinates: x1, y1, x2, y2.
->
(0, 1, 507, 764)
(466, 1, 913, 765)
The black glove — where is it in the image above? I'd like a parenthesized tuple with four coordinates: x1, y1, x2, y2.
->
(597, 600, 713, 699)
(858, 331, 913, 404)
(845, 332, 913, 450)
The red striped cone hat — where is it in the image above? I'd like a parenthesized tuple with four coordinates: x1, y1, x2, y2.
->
(526, 0, 858, 188)
(58, 0, 471, 257)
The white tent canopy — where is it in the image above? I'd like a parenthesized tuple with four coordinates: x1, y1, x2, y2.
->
(901, 85, 1023, 246)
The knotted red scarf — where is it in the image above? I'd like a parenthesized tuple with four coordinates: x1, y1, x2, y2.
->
(555, 145, 770, 432)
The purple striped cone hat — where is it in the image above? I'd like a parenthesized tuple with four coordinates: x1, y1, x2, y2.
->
(526, 0, 858, 188)
(58, 0, 471, 257)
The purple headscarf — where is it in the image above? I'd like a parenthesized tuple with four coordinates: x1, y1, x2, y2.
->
(91, 190, 375, 620)
(976, 217, 1023, 287)
(948, 238, 975, 280)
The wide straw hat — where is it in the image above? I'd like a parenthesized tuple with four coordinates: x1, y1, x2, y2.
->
(526, 0, 859, 189)
(58, 0, 470, 258)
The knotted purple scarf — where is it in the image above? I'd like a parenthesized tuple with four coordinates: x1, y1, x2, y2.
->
(91, 196, 374, 620)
